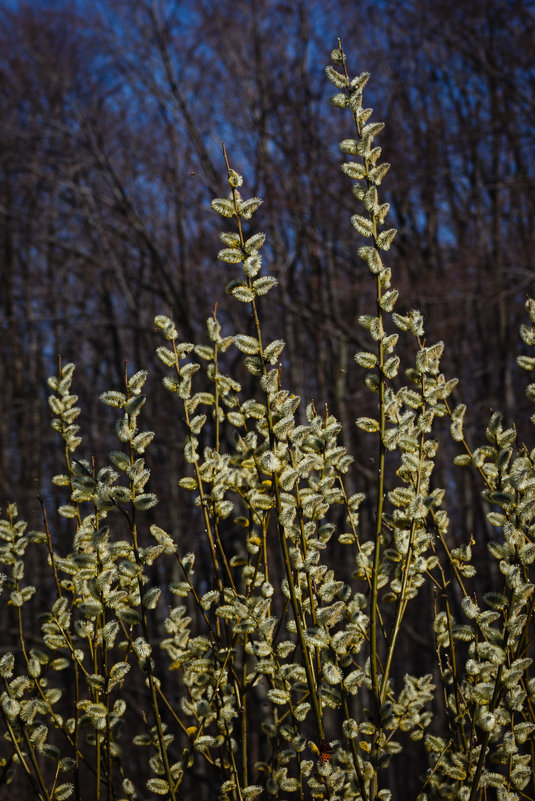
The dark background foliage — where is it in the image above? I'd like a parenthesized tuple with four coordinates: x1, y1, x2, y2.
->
(0, 0, 534, 796)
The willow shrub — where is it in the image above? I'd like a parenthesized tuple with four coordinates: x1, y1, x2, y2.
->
(1, 44, 534, 801)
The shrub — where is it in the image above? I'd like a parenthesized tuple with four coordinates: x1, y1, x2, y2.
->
(1, 42, 534, 801)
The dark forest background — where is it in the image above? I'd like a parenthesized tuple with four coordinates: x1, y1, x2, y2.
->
(0, 0, 534, 794)
(2, 0, 534, 535)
